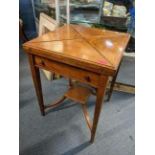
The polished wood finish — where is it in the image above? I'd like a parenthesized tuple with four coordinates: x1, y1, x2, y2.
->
(64, 86, 92, 104)
(28, 55, 45, 116)
(34, 56, 100, 87)
(24, 24, 130, 75)
(91, 75, 108, 142)
(38, 13, 58, 80)
(23, 24, 130, 143)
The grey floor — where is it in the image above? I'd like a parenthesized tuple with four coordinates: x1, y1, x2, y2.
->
(19, 47, 135, 155)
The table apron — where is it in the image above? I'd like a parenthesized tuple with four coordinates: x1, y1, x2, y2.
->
(34, 56, 101, 88)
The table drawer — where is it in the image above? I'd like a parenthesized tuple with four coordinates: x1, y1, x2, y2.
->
(34, 56, 100, 87)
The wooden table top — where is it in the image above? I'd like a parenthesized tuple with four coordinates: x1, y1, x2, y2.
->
(23, 24, 130, 75)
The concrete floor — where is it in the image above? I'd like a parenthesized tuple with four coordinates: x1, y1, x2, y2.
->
(19, 47, 135, 155)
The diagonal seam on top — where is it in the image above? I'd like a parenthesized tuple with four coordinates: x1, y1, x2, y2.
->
(27, 38, 81, 44)
(70, 25, 115, 68)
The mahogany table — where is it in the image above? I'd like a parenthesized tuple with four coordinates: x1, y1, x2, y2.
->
(23, 24, 130, 143)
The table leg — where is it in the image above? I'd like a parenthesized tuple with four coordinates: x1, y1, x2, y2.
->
(107, 61, 122, 101)
(90, 75, 108, 143)
(28, 54, 45, 116)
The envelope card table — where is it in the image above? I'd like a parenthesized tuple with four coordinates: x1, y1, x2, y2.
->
(23, 24, 130, 143)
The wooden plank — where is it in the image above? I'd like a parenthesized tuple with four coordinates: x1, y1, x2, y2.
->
(107, 82, 135, 94)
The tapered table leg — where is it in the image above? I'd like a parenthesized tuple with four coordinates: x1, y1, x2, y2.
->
(90, 75, 108, 143)
(28, 54, 45, 116)
(107, 61, 122, 101)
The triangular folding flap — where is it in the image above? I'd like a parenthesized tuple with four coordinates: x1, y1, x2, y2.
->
(24, 38, 113, 68)
(88, 35, 130, 68)
(28, 25, 82, 43)
(71, 24, 127, 40)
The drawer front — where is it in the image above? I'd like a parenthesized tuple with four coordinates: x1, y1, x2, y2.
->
(34, 56, 100, 87)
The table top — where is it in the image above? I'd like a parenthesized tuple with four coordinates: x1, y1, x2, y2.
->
(23, 24, 130, 75)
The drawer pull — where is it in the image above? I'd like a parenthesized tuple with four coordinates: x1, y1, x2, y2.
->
(40, 60, 45, 66)
(85, 76, 91, 82)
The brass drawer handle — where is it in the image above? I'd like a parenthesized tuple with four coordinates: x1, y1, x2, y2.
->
(40, 60, 45, 66)
(85, 76, 91, 82)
